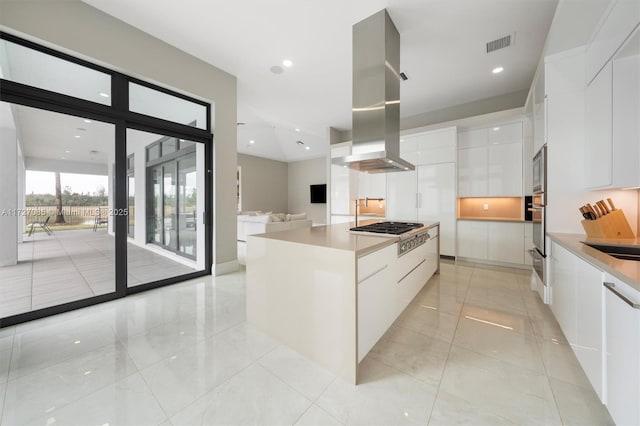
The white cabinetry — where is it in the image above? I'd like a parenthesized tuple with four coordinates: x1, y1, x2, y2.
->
(457, 220, 526, 265)
(357, 172, 386, 199)
(524, 222, 533, 266)
(549, 242, 605, 401)
(604, 276, 640, 425)
(585, 0, 640, 84)
(458, 122, 523, 197)
(585, 23, 640, 189)
(388, 128, 456, 256)
(532, 65, 546, 154)
(488, 222, 524, 265)
(330, 144, 352, 216)
(357, 244, 396, 361)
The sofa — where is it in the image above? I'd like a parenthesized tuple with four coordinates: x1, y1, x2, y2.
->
(237, 212, 313, 242)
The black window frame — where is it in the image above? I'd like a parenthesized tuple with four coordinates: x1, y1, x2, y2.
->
(0, 31, 214, 327)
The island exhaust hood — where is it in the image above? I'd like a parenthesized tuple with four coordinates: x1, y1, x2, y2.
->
(332, 9, 414, 173)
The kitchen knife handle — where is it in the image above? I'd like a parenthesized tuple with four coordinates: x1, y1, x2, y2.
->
(590, 203, 601, 218)
(599, 200, 611, 214)
(607, 198, 617, 211)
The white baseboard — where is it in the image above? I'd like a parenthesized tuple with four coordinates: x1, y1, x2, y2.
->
(213, 259, 240, 276)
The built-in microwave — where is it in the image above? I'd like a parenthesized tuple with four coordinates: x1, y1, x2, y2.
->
(532, 144, 547, 199)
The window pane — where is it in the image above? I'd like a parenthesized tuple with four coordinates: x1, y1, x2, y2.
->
(147, 144, 160, 161)
(0, 40, 111, 105)
(162, 138, 177, 155)
(129, 82, 207, 130)
(0, 102, 115, 318)
(126, 129, 204, 287)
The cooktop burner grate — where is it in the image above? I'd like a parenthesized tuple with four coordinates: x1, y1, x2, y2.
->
(349, 221, 423, 235)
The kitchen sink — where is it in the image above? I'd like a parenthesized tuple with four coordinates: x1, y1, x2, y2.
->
(583, 243, 640, 261)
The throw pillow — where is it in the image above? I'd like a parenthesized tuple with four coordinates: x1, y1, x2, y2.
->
(270, 213, 285, 222)
(288, 213, 307, 221)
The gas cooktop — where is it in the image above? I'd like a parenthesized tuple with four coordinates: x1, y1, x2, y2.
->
(349, 221, 424, 235)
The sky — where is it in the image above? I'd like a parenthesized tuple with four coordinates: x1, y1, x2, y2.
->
(26, 171, 108, 195)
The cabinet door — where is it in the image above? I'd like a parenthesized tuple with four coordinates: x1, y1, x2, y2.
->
(533, 66, 546, 153)
(487, 222, 524, 265)
(417, 128, 457, 165)
(357, 172, 386, 199)
(458, 128, 487, 149)
(550, 242, 577, 344)
(331, 164, 351, 215)
(456, 220, 488, 259)
(575, 258, 605, 401)
(585, 61, 613, 188)
(458, 147, 488, 197)
(605, 276, 640, 425)
(488, 123, 522, 145)
(357, 245, 396, 361)
(386, 169, 417, 221)
(488, 143, 523, 196)
(417, 163, 456, 257)
(524, 222, 533, 266)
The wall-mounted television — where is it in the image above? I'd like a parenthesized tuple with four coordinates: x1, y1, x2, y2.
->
(310, 184, 327, 204)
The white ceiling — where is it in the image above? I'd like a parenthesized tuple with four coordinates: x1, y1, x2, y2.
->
(87, 1, 558, 162)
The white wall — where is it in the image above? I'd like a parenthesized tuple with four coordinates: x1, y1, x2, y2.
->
(0, 1, 238, 273)
(0, 103, 18, 266)
(288, 158, 327, 225)
(237, 153, 288, 213)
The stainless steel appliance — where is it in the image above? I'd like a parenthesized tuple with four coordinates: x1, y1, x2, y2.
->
(350, 221, 423, 235)
(529, 145, 547, 302)
(331, 9, 415, 173)
(349, 221, 431, 257)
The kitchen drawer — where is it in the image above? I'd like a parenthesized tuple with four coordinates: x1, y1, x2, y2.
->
(397, 256, 431, 313)
(358, 244, 395, 283)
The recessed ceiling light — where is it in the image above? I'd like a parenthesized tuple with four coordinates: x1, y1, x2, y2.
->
(84, 119, 92, 123)
(295, 128, 300, 132)
(74, 135, 80, 138)
(99, 92, 109, 98)
(283, 59, 293, 67)
(305, 146, 310, 150)
(404, 167, 409, 170)
(388, 160, 393, 164)
(65, 150, 71, 153)
(249, 140, 255, 144)
(493, 127, 500, 131)
(492, 66, 504, 74)
(296, 140, 304, 146)
(60, 156, 66, 159)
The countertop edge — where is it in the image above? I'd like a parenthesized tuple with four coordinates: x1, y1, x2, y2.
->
(458, 217, 528, 223)
(547, 232, 640, 292)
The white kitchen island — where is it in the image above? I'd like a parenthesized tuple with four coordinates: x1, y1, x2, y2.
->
(246, 220, 439, 384)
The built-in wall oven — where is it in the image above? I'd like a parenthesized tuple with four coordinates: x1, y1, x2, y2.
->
(529, 145, 547, 302)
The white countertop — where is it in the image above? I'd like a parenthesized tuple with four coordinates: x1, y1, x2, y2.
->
(548, 233, 640, 292)
(249, 219, 440, 257)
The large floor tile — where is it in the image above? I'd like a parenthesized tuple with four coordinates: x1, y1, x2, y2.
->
(460, 303, 534, 336)
(0, 328, 14, 353)
(453, 314, 544, 373)
(411, 284, 464, 316)
(118, 316, 216, 370)
(170, 363, 311, 426)
(536, 336, 592, 389)
(2, 342, 137, 425)
(9, 321, 119, 381)
(549, 377, 614, 426)
(295, 404, 343, 425)
(27, 373, 167, 426)
(438, 345, 561, 425)
(258, 345, 335, 401)
(0, 350, 9, 384)
(395, 302, 459, 343)
(369, 325, 450, 387)
(464, 285, 528, 316)
(140, 324, 278, 417)
(428, 390, 517, 425)
(316, 357, 437, 425)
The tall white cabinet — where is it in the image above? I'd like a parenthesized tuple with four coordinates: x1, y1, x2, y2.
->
(458, 122, 523, 197)
(387, 127, 457, 257)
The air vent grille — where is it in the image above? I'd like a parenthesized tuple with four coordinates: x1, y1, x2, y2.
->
(486, 34, 512, 53)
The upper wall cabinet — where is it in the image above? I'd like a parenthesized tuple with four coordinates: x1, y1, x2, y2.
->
(585, 25, 640, 189)
(458, 122, 523, 197)
(586, 0, 640, 85)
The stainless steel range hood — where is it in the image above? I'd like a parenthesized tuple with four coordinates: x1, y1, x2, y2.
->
(332, 9, 414, 173)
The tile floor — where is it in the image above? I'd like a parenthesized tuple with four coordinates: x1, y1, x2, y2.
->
(0, 229, 199, 318)
(0, 261, 614, 425)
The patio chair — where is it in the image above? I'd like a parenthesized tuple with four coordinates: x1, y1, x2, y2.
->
(27, 216, 53, 236)
(93, 210, 108, 231)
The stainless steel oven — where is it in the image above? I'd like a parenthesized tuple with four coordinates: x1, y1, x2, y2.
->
(529, 145, 547, 301)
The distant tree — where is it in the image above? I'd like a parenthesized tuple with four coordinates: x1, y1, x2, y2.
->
(96, 184, 106, 197)
(54, 172, 65, 224)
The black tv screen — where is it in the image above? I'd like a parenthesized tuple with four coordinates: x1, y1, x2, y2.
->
(310, 184, 327, 204)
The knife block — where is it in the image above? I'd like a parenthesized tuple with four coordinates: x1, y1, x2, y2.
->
(581, 209, 635, 239)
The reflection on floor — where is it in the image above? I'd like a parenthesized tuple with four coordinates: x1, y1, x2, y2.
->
(0, 229, 198, 318)
(0, 261, 614, 425)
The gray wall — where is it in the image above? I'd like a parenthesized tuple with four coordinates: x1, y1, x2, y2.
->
(238, 154, 288, 213)
(0, 0, 238, 272)
(288, 158, 327, 225)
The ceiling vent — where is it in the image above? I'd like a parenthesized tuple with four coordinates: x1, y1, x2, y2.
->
(486, 33, 513, 53)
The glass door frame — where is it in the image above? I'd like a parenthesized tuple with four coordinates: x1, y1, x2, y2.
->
(0, 31, 213, 327)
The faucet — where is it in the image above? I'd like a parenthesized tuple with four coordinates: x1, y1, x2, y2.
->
(355, 197, 384, 226)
